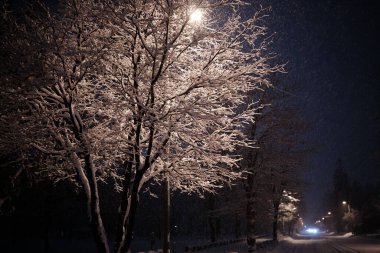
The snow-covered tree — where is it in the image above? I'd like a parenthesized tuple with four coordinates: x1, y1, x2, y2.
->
(241, 81, 309, 251)
(93, 1, 281, 251)
(1, 0, 281, 252)
(342, 207, 359, 232)
(1, 1, 112, 251)
(279, 190, 300, 235)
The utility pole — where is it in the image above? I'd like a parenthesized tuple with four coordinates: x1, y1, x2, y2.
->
(163, 176, 170, 253)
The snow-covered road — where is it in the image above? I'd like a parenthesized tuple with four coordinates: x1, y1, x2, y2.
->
(201, 234, 380, 253)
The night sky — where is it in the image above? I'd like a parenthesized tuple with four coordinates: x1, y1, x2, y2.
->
(257, 0, 380, 222)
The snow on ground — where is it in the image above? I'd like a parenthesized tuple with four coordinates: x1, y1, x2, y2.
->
(194, 234, 380, 253)
(366, 233, 380, 238)
(198, 238, 271, 253)
(324, 232, 353, 239)
(131, 237, 271, 253)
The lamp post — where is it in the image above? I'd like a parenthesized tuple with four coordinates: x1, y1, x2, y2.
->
(342, 201, 351, 213)
(162, 10, 203, 253)
(342, 201, 352, 232)
(163, 176, 170, 253)
(324, 212, 333, 232)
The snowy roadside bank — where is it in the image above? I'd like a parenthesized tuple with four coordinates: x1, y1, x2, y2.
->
(134, 236, 273, 253)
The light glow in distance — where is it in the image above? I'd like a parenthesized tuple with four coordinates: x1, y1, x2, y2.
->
(306, 228, 319, 234)
(190, 9, 203, 23)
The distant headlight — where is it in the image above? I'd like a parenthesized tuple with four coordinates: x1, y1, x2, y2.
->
(305, 228, 319, 234)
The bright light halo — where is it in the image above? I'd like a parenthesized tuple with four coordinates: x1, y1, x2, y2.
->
(190, 9, 203, 23)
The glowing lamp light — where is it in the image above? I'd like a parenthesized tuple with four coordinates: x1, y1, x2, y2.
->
(342, 201, 347, 205)
(190, 9, 203, 23)
(306, 228, 319, 234)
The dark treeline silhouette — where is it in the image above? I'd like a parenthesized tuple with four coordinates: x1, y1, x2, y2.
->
(323, 159, 380, 234)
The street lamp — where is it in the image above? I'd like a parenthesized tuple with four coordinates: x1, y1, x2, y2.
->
(342, 201, 353, 232)
(190, 9, 203, 23)
(324, 212, 333, 232)
(342, 201, 351, 213)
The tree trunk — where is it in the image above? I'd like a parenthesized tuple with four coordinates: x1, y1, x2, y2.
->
(208, 194, 217, 242)
(84, 154, 110, 253)
(67, 100, 109, 253)
(70, 143, 109, 253)
(216, 217, 221, 240)
(235, 212, 241, 239)
(115, 172, 143, 253)
(163, 177, 170, 253)
(114, 164, 132, 253)
(246, 173, 257, 253)
(272, 201, 280, 242)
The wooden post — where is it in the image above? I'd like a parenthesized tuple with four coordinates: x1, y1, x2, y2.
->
(163, 176, 170, 253)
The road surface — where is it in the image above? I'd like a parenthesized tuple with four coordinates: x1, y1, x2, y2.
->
(202, 234, 380, 253)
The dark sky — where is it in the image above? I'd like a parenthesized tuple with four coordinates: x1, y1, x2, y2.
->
(256, 0, 380, 222)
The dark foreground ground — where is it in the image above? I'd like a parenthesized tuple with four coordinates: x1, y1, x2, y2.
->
(1, 234, 379, 252)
